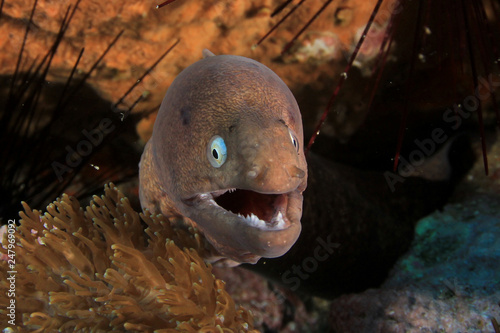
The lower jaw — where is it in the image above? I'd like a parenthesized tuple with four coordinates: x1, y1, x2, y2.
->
(181, 190, 302, 261)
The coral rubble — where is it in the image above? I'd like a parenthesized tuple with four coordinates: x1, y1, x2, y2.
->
(0, 184, 257, 332)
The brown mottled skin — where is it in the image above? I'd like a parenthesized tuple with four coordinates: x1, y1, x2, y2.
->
(140, 51, 307, 265)
(140, 52, 468, 298)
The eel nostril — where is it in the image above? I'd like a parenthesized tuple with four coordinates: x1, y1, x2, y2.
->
(286, 165, 305, 179)
(247, 170, 258, 179)
(247, 165, 261, 179)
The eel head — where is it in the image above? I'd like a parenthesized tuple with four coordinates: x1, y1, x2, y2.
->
(141, 54, 307, 264)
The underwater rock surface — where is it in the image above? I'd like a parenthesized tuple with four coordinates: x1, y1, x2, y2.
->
(328, 137, 500, 333)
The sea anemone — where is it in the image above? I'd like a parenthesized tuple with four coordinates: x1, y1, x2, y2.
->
(0, 183, 257, 332)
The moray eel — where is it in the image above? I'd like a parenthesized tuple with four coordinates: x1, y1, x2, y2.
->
(139, 50, 307, 265)
(140, 51, 471, 297)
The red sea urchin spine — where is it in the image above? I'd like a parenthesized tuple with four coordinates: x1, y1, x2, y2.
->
(460, 0, 488, 174)
(253, 0, 308, 49)
(271, 0, 296, 17)
(306, 0, 385, 153)
(392, 0, 423, 172)
(113, 39, 180, 112)
(156, 0, 178, 10)
(281, 0, 335, 55)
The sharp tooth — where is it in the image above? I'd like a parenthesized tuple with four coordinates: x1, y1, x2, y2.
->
(274, 211, 285, 229)
(235, 212, 286, 230)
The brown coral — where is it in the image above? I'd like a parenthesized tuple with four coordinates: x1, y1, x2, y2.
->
(0, 183, 257, 332)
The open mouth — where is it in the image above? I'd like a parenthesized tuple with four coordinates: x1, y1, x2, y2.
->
(180, 183, 303, 262)
(215, 189, 289, 229)
(183, 188, 291, 230)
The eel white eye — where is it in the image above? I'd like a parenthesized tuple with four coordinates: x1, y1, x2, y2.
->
(207, 135, 227, 168)
(288, 128, 299, 152)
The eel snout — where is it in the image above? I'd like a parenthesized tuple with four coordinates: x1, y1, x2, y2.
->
(245, 162, 306, 193)
(238, 124, 306, 193)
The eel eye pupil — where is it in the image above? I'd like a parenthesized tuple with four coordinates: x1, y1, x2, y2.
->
(207, 135, 227, 168)
(288, 128, 299, 152)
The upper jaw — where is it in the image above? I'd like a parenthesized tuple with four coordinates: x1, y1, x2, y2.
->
(180, 184, 304, 263)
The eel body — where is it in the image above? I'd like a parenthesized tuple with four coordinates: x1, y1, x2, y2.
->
(139, 52, 464, 298)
